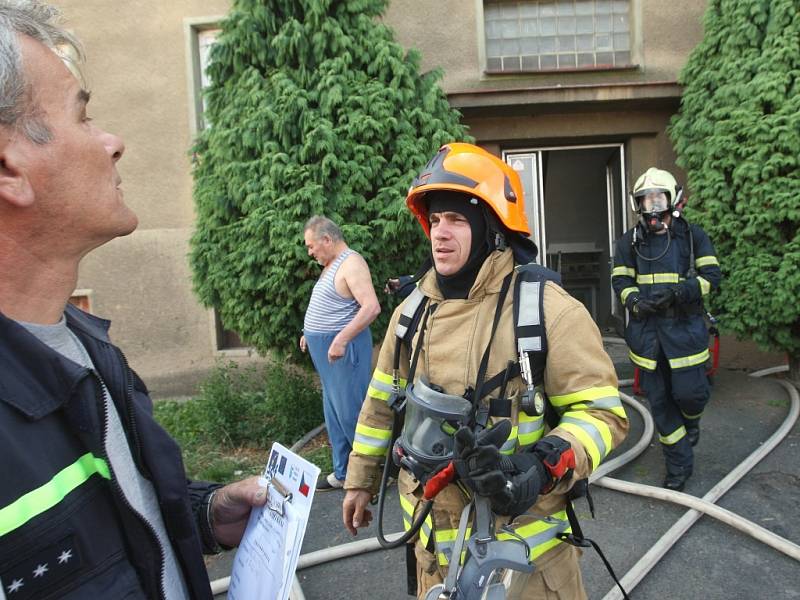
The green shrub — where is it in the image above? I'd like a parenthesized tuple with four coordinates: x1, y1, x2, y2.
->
(155, 361, 324, 450)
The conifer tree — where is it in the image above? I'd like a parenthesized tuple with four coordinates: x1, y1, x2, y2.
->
(190, 0, 470, 357)
(670, 0, 800, 378)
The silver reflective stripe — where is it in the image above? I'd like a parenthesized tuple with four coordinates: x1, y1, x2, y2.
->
(517, 280, 541, 326)
(395, 287, 425, 339)
(518, 336, 542, 353)
(560, 415, 609, 459)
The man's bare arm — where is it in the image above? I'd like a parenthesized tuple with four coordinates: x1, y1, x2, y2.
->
(328, 254, 380, 361)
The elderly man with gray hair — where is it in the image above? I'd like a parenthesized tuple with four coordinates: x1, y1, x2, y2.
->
(0, 2, 266, 598)
(300, 216, 380, 491)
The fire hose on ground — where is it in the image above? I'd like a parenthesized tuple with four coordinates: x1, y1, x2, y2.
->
(209, 364, 800, 599)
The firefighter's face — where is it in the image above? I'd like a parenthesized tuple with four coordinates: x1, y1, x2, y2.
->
(640, 191, 669, 214)
(430, 210, 472, 276)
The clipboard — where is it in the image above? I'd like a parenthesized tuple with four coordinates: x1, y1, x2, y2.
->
(228, 442, 320, 600)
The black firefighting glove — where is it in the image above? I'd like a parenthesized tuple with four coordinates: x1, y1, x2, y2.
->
(650, 287, 678, 310)
(631, 297, 658, 319)
(452, 421, 551, 516)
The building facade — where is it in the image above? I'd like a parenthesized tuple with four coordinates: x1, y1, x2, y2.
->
(51, 0, 775, 395)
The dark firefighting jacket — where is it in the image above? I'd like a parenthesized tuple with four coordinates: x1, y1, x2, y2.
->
(612, 218, 721, 371)
(0, 305, 219, 600)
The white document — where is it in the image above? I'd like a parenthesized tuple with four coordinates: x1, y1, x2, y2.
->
(228, 442, 321, 600)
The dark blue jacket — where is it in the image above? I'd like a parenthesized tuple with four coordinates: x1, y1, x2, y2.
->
(0, 305, 218, 599)
(611, 218, 721, 371)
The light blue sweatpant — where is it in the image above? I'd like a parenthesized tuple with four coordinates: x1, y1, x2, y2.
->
(305, 327, 372, 480)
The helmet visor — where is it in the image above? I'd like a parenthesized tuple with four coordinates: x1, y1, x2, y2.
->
(638, 190, 669, 213)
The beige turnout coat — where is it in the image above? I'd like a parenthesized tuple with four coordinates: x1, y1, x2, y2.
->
(345, 249, 628, 587)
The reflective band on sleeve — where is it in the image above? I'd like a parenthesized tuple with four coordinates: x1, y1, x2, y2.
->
(612, 266, 636, 278)
(517, 280, 541, 327)
(497, 509, 570, 561)
(697, 276, 711, 296)
(695, 256, 719, 267)
(559, 413, 612, 468)
(0, 453, 110, 537)
(353, 423, 392, 457)
(668, 349, 710, 370)
(636, 273, 680, 285)
(517, 413, 544, 447)
(368, 369, 406, 402)
(550, 386, 626, 419)
(659, 425, 687, 445)
(620, 286, 639, 304)
(629, 350, 657, 371)
(499, 425, 519, 455)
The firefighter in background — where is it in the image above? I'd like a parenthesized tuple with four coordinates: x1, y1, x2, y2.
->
(612, 167, 721, 491)
(342, 143, 628, 599)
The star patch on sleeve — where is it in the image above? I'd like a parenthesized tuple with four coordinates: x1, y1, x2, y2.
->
(1, 535, 81, 599)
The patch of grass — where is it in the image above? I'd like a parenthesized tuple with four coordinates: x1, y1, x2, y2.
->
(300, 445, 334, 475)
(154, 361, 323, 482)
(767, 398, 789, 408)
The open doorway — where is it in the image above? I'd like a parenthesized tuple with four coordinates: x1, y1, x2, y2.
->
(504, 144, 627, 334)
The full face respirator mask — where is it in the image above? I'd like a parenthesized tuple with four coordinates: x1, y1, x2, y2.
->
(393, 378, 473, 476)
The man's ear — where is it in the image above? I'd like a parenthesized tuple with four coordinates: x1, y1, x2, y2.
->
(0, 142, 35, 208)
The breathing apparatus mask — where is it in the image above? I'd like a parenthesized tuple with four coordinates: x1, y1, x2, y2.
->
(635, 189, 671, 232)
(394, 378, 473, 478)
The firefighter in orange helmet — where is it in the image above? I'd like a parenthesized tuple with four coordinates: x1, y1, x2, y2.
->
(343, 143, 628, 599)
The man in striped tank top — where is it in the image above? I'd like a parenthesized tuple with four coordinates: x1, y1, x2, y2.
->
(301, 216, 381, 490)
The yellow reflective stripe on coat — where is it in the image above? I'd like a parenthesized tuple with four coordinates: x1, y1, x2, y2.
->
(398, 493, 433, 548)
(367, 369, 406, 402)
(620, 286, 639, 304)
(497, 509, 571, 561)
(559, 412, 613, 469)
(629, 350, 657, 371)
(695, 255, 719, 268)
(353, 423, 392, 457)
(636, 272, 681, 285)
(499, 424, 518, 455)
(517, 412, 545, 448)
(659, 425, 687, 445)
(0, 453, 110, 537)
(549, 386, 627, 419)
(697, 276, 711, 296)
(435, 526, 472, 566)
(681, 409, 703, 420)
(669, 348, 710, 370)
(612, 266, 636, 278)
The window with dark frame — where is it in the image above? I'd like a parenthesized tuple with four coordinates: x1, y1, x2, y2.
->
(484, 0, 631, 73)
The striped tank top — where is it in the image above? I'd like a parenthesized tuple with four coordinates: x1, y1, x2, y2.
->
(304, 249, 361, 333)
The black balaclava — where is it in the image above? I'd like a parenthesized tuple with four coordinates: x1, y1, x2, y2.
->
(427, 191, 492, 299)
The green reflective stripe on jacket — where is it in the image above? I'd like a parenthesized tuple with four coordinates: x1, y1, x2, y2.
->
(659, 425, 687, 445)
(612, 266, 636, 278)
(368, 369, 407, 401)
(435, 526, 472, 566)
(497, 508, 571, 561)
(549, 386, 626, 418)
(697, 276, 711, 296)
(695, 255, 719, 267)
(629, 350, 657, 371)
(636, 272, 681, 285)
(0, 453, 110, 537)
(517, 412, 545, 447)
(559, 413, 612, 469)
(499, 424, 518, 455)
(620, 286, 639, 304)
(353, 423, 392, 457)
(669, 348, 709, 370)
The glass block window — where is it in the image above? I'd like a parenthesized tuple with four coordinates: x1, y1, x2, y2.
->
(484, 0, 631, 72)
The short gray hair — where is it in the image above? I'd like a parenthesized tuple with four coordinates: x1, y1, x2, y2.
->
(0, 1, 84, 144)
(304, 215, 343, 242)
